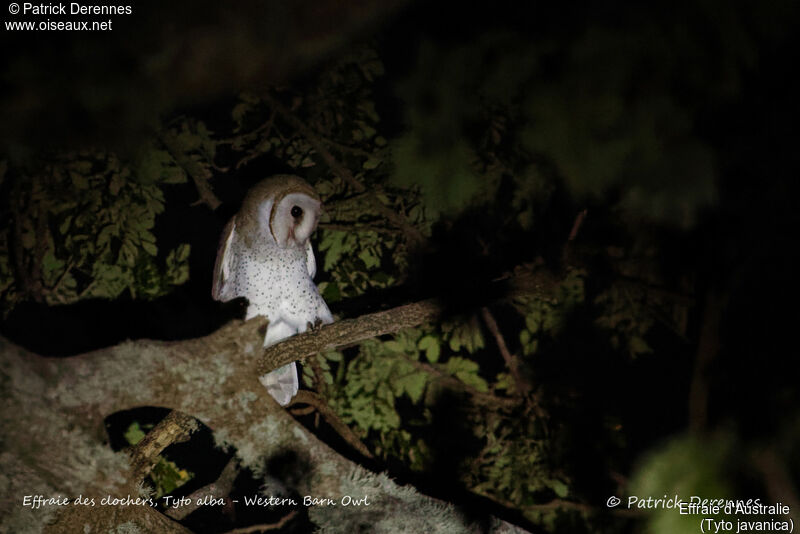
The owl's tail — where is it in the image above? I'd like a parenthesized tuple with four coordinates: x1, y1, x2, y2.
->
(259, 362, 299, 406)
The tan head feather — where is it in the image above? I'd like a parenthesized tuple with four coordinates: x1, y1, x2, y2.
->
(236, 175, 320, 248)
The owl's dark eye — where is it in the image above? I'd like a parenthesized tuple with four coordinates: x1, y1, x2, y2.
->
(290, 206, 303, 219)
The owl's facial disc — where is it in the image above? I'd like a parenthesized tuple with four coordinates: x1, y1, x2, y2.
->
(270, 192, 321, 247)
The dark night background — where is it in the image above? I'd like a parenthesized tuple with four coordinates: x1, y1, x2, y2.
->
(2, 1, 799, 533)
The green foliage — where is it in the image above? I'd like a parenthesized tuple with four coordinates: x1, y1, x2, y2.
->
(328, 332, 429, 435)
(124, 421, 147, 445)
(444, 357, 488, 393)
(308, 319, 562, 511)
(516, 269, 586, 356)
(389, 39, 496, 217)
(149, 457, 193, 498)
(520, 25, 719, 228)
(442, 318, 486, 355)
(385, 12, 760, 227)
(630, 432, 737, 534)
(316, 226, 401, 303)
(595, 283, 655, 359)
(594, 243, 692, 358)
(467, 412, 557, 511)
(229, 48, 387, 176)
(131, 144, 186, 185)
(0, 150, 192, 314)
(123, 422, 194, 498)
(417, 334, 440, 363)
(307, 272, 593, 513)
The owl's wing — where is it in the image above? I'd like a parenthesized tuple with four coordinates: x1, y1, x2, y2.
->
(211, 219, 237, 301)
(305, 240, 317, 279)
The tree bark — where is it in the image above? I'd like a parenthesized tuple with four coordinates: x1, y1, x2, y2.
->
(1, 274, 552, 533)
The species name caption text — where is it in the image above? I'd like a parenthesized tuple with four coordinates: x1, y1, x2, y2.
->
(606, 495, 794, 533)
(6, 3, 132, 32)
(22, 494, 372, 510)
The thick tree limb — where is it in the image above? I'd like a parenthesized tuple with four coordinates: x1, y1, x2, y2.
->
(1, 267, 550, 533)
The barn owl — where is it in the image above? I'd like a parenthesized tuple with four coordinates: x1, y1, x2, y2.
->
(212, 175, 333, 406)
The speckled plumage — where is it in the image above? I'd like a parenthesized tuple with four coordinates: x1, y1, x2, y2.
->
(212, 175, 333, 405)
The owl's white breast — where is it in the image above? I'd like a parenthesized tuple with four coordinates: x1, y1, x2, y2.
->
(231, 238, 332, 340)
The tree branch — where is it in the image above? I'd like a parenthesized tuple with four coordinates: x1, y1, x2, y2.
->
(221, 511, 297, 534)
(258, 299, 440, 375)
(481, 307, 530, 397)
(402, 355, 520, 408)
(258, 266, 560, 376)
(129, 410, 199, 482)
(688, 289, 723, 433)
(290, 390, 373, 459)
(160, 132, 222, 211)
(567, 209, 588, 242)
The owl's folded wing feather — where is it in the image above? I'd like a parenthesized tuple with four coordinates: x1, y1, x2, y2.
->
(211, 219, 237, 301)
(305, 240, 317, 279)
